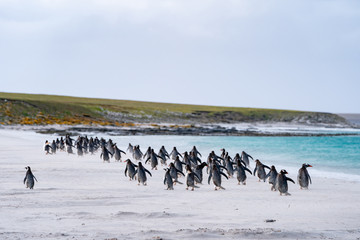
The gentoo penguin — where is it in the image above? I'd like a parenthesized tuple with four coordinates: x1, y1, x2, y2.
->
(100, 145, 113, 162)
(164, 168, 174, 190)
(145, 149, 161, 170)
(241, 151, 253, 167)
(169, 147, 183, 160)
(266, 165, 278, 191)
(253, 159, 271, 182)
(24, 166, 38, 189)
(137, 162, 152, 186)
(132, 145, 143, 161)
(193, 162, 208, 184)
(174, 156, 186, 174)
(276, 169, 295, 196)
(298, 164, 312, 189)
(124, 159, 138, 180)
(224, 156, 235, 178)
(158, 148, 168, 166)
(159, 146, 169, 158)
(44, 140, 53, 154)
(169, 163, 184, 184)
(143, 146, 152, 160)
(185, 165, 200, 191)
(235, 159, 252, 185)
(208, 164, 228, 190)
(190, 146, 202, 158)
(127, 143, 134, 154)
(114, 145, 126, 162)
(51, 140, 57, 154)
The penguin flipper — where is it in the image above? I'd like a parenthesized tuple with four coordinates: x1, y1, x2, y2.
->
(308, 173, 312, 184)
(175, 180, 183, 185)
(23, 176, 26, 184)
(33, 175, 38, 182)
(245, 167, 252, 175)
(264, 165, 271, 170)
(287, 177, 295, 184)
(220, 171, 229, 180)
(125, 167, 128, 177)
(253, 167, 257, 176)
(177, 169, 185, 176)
(145, 169, 152, 177)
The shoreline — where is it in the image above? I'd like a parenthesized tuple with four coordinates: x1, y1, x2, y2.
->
(1, 122, 360, 137)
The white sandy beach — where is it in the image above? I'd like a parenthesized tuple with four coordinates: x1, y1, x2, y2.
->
(0, 129, 359, 240)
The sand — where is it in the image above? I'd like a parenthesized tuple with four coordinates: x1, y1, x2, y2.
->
(0, 129, 359, 240)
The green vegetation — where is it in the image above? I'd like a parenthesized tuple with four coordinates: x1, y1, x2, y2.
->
(0, 92, 346, 126)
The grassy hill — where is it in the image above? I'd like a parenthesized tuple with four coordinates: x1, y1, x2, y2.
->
(0, 92, 347, 126)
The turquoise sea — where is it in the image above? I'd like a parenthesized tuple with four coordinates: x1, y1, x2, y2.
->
(108, 135, 360, 182)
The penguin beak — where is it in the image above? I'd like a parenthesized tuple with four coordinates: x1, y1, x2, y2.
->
(308, 165, 313, 167)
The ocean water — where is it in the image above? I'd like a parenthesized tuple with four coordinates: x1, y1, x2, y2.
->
(107, 135, 360, 182)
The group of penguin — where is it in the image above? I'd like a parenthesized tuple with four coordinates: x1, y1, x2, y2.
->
(26, 134, 313, 196)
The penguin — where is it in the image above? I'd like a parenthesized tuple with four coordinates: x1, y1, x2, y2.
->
(185, 165, 200, 191)
(137, 162, 152, 186)
(143, 146, 152, 160)
(158, 148, 169, 166)
(193, 162, 208, 184)
(124, 159, 138, 180)
(266, 165, 278, 191)
(127, 143, 134, 154)
(51, 140, 57, 154)
(276, 169, 295, 196)
(189, 151, 201, 167)
(100, 145, 113, 162)
(44, 140, 53, 154)
(24, 166, 38, 189)
(253, 159, 271, 182)
(220, 148, 226, 159)
(65, 134, 75, 147)
(59, 137, 65, 151)
(235, 159, 252, 185)
(159, 146, 169, 158)
(145, 149, 161, 170)
(298, 164, 312, 189)
(164, 168, 174, 190)
(106, 139, 115, 155)
(174, 156, 186, 174)
(190, 146, 202, 158)
(224, 156, 236, 178)
(88, 137, 95, 154)
(132, 145, 143, 161)
(208, 164, 229, 190)
(114, 145, 126, 162)
(169, 147, 183, 160)
(76, 141, 85, 156)
(241, 151, 253, 167)
(169, 163, 185, 184)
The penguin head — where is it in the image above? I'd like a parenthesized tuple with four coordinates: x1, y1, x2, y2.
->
(25, 166, 31, 170)
(138, 162, 143, 167)
(185, 165, 192, 172)
(280, 169, 288, 174)
(303, 163, 312, 168)
(169, 163, 175, 167)
(271, 165, 276, 170)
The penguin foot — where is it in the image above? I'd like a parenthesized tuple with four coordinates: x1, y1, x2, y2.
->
(186, 187, 188, 190)
(191, 188, 194, 191)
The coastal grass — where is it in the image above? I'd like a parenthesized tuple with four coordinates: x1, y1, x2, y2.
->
(0, 92, 340, 125)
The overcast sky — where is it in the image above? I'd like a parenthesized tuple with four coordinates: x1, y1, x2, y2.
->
(1, 0, 359, 113)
